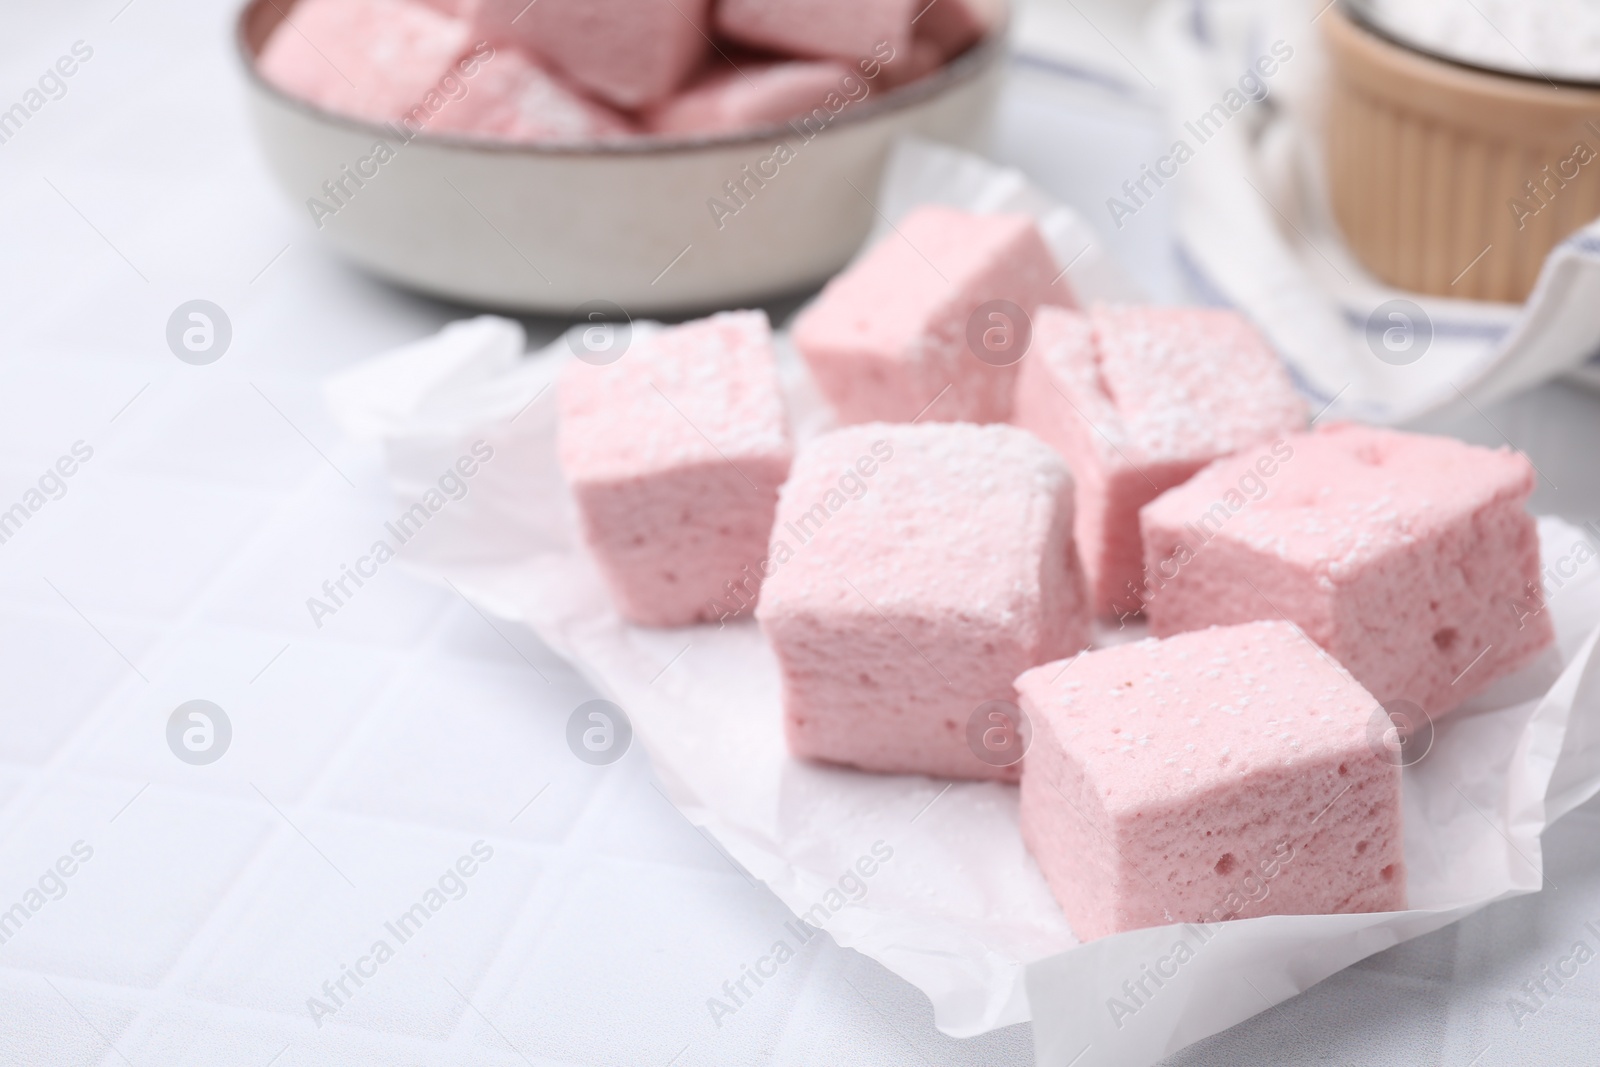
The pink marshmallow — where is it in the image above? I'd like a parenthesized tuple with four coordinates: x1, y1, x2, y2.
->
(915, 0, 1003, 58)
(1139, 423, 1555, 719)
(718, 0, 917, 63)
(418, 0, 479, 16)
(756, 422, 1092, 781)
(429, 46, 634, 142)
(1018, 620, 1407, 941)
(558, 311, 793, 627)
(792, 206, 1066, 425)
(644, 59, 851, 137)
(1012, 305, 1306, 618)
(881, 34, 946, 87)
(476, 0, 711, 109)
(257, 0, 471, 123)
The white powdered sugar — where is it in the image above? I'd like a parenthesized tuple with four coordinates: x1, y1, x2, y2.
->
(1358, 0, 1600, 83)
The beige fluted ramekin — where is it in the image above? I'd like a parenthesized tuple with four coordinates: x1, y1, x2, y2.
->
(236, 0, 1003, 315)
(1323, 4, 1600, 302)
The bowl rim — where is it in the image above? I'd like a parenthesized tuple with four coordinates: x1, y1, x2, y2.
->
(235, 0, 1007, 158)
(1339, 0, 1600, 92)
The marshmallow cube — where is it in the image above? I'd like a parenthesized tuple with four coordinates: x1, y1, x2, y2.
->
(258, 0, 471, 123)
(1012, 306, 1306, 617)
(419, 0, 479, 15)
(881, 34, 946, 87)
(429, 47, 634, 142)
(1140, 422, 1555, 719)
(756, 423, 1092, 780)
(915, 0, 1004, 57)
(1018, 620, 1407, 941)
(483, 0, 710, 109)
(644, 59, 849, 136)
(558, 311, 793, 627)
(718, 0, 917, 62)
(793, 206, 1064, 425)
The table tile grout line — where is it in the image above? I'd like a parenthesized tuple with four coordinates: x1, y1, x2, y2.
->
(0, 415, 1018, 1067)
(139, 476, 900, 1059)
(0, 461, 382, 842)
(0, 435, 357, 847)
(15, 459, 378, 1057)
(86, 541, 628, 1061)
(21, 958, 533, 1067)
(0, 430, 454, 1060)
(419, 742, 727, 1049)
(0, 553, 659, 1059)
(0, 375, 968, 1067)
(125, 669, 727, 1059)
(304, 585, 779, 1050)
(740, 903, 851, 1062)
(0, 430, 381, 792)
(90, 542, 477, 1059)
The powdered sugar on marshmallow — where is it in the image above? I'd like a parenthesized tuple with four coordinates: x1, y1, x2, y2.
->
(793, 206, 1066, 424)
(758, 422, 1092, 780)
(1141, 423, 1554, 718)
(1018, 620, 1406, 940)
(559, 310, 793, 627)
(1013, 305, 1305, 617)
(560, 311, 791, 483)
(1089, 306, 1307, 464)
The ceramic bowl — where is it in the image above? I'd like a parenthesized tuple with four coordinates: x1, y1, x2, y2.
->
(237, 0, 1005, 315)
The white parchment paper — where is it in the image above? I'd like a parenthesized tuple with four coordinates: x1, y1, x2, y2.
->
(320, 145, 1600, 1065)
(323, 315, 1600, 1065)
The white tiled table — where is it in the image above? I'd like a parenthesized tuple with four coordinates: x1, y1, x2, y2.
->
(3, 2, 1599, 1065)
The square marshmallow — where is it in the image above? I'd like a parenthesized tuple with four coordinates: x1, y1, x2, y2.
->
(558, 311, 793, 627)
(1013, 305, 1306, 617)
(1018, 620, 1407, 941)
(718, 0, 917, 62)
(792, 206, 1065, 425)
(258, 0, 472, 123)
(1139, 422, 1554, 719)
(480, 0, 710, 109)
(916, 0, 1003, 58)
(756, 423, 1092, 780)
(429, 47, 634, 142)
(883, 35, 946, 87)
(644, 59, 850, 137)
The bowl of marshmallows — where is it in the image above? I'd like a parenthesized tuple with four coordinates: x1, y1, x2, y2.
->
(238, 0, 1006, 314)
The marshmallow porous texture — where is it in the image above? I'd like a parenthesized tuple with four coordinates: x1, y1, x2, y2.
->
(1139, 422, 1554, 719)
(1013, 304, 1307, 618)
(793, 206, 1066, 425)
(756, 421, 1092, 780)
(558, 310, 793, 627)
(1018, 619, 1407, 941)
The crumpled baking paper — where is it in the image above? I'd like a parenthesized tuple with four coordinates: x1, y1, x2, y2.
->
(322, 149, 1600, 1067)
